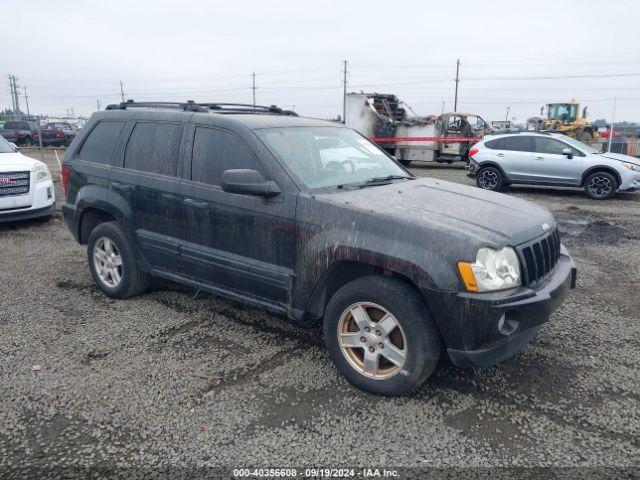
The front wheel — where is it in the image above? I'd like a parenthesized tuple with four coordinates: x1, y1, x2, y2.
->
(578, 131, 592, 143)
(323, 276, 441, 396)
(584, 171, 617, 200)
(87, 221, 149, 298)
(476, 166, 503, 191)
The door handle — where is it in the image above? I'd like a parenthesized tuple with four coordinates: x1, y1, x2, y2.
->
(183, 198, 208, 210)
(112, 182, 135, 192)
(161, 193, 181, 201)
(534, 156, 544, 161)
(496, 153, 505, 157)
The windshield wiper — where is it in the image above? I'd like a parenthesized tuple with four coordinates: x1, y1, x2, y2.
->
(365, 175, 413, 183)
(335, 175, 413, 190)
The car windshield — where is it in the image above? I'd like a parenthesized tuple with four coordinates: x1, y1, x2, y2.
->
(257, 126, 409, 189)
(0, 136, 16, 154)
(558, 135, 599, 154)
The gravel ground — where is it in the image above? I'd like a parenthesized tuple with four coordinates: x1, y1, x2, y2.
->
(1, 153, 639, 478)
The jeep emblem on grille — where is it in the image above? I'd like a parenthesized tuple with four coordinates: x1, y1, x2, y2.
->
(541, 222, 550, 231)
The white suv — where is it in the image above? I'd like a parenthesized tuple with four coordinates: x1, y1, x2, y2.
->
(0, 137, 55, 222)
(468, 132, 640, 199)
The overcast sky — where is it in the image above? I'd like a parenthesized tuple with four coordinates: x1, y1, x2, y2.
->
(1, 0, 639, 122)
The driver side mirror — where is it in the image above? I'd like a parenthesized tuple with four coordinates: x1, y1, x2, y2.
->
(9, 142, 18, 152)
(220, 169, 281, 198)
(562, 147, 573, 159)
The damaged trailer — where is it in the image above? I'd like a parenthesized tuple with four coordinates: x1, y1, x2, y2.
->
(345, 93, 493, 165)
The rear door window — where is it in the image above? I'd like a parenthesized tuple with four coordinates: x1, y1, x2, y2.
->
(124, 122, 183, 177)
(191, 127, 261, 186)
(501, 136, 533, 152)
(76, 121, 125, 165)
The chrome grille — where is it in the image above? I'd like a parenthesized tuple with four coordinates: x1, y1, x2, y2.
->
(517, 228, 561, 286)
(0, 171, 30, 196)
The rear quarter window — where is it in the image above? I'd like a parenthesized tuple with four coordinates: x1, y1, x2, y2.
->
(76, 121, 125, 165)
(484, 138, 502, 149)
(124, 122, 183, 177)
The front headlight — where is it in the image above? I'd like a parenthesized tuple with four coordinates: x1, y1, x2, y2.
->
(35, 163, 51, 183)
(623, 162, 640, 172)
(457, 246, 521, 292)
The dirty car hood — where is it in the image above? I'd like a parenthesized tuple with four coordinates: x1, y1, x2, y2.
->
(316, 177, 555, 247)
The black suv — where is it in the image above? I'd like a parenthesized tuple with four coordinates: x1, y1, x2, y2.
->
(62, 101, 577, 396)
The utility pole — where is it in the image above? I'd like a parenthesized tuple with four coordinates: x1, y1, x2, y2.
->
(251, 71, 257, 110)
(6, 75, 15, 112)
(441, 101, 445, 114)
(341, 59, 349, 124)
(453, 59, 460, 113)
(96, 99, 102, 111)
(7, 75, 21, 114)
(23, 86, 30, 115)
(608, 97, 617, 153)
(505, 106, 510, 121)
(119, 81, 125, 102)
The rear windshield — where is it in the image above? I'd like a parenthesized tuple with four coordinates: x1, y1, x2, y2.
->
(3, 121, 25, 130)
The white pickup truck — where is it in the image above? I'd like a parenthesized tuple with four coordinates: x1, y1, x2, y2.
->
(0, 137, 55, 223)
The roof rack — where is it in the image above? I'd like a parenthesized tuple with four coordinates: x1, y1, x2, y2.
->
(487, 129, 552, 136)
(105, 99, 297, 116)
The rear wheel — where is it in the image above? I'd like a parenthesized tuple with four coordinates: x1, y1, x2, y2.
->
(323, 276, 441, 396)
(584, 171, 617, 200)
(476, 166, 503, 191)
(87, 221, 149, 298)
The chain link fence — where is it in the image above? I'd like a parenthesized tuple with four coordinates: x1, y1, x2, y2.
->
(0, 114, 87, 161)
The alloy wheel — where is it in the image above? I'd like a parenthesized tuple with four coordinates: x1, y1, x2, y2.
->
(93, 237, 123, 288)
(337, 302, 407, 380)
(588, 175, 612, 198)
(478, 170, 499, 189)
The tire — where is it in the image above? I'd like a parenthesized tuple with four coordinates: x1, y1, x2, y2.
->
(87, 221, 149, 298)
(323, 275, 441, 396)
(23, 136, 33, 147)
(584, 171, 617, 200)
(578, 131, 592, 143)
(475, 166, 503, 191)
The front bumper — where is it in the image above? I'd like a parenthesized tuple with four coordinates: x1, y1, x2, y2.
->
(425, 249, 576, 368)
(0, 203, 54, 222)
(619, 171, 640, 192)
(0, 179, 55, 223)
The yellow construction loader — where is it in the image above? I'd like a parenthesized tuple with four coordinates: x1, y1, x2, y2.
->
(533, 100, 598, 142)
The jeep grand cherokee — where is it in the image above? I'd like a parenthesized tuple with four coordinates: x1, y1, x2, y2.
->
(61, 101, 577, 396)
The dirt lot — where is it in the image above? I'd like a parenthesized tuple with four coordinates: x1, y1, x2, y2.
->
(1, 152, 639, 478)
